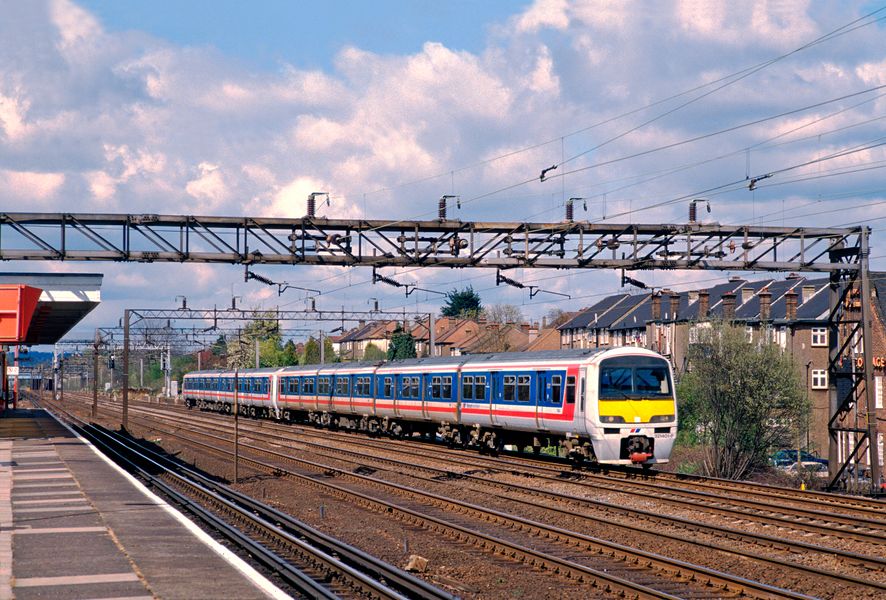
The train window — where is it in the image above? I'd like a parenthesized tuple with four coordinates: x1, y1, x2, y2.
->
(358, 376, 370, 396)
(442, 376, 452, 399)
(462, 376, 474, 400)
(600, 366, 632, 397)
(475, 376, 487, 400)
(580, 377, 585, 412)
(335, 377, 349, 396)
(290, 378, 299, 394)
(431, 376, 441, 398)
(517, 376, 531, 402)
(400, 377, 410, 398)
(303, 378, 315, 394)
(383, 376, 393, 397)
(503, 375, 516, 402)
(635, 366, 671, 396)
(551, 375, 562, 404)
(318, 377, 331, 394)
(409, 376, 420, 398)
(565, 376, 576, 404)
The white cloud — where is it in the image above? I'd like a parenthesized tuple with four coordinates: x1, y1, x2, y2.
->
(0, 0, 883, 333)
(2, 169, 65, 201)
(514, 0, 570, 33)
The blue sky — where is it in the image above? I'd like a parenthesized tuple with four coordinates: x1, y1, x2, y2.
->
(78, 0, 523, 70)
(1, 1, 885, 337)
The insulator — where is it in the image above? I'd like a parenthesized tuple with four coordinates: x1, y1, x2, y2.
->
(565, 200, 574, 222)
(307, 194, 316, 217)
(438, 197, 447, 220)
(689, 201, 697, 223)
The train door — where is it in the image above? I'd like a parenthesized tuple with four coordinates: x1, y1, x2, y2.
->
(421, 373, 430, 419)
(393, 374, 403, 418)
(576, 368, 588, 434)
(489, 372, 500, 426)
(535, 370, 548, 429)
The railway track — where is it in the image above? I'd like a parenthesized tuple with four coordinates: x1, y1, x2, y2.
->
(41, 397, 456, 600)
(53, 394, 873, 599)
(110, 397, 886, 546)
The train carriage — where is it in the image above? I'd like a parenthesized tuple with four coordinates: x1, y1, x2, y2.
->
(183, 347, 677, 465)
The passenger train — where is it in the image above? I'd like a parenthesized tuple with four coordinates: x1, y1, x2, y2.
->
(182, 347, 677, 465)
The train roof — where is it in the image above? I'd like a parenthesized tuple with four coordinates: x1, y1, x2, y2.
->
(185, 347, 662, 377)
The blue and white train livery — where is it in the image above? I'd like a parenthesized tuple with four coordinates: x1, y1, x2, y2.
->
(182, 347, 677, 465)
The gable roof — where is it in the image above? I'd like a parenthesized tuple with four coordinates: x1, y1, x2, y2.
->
(557, 294, 628, 331)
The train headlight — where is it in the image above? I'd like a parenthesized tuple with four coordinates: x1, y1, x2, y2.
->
(600, 415, 625, 423)
(649, 414, 675, 423)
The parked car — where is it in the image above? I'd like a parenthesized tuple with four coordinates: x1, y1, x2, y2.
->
(785, 461, 829, 478)
(770, 449, 828, 468)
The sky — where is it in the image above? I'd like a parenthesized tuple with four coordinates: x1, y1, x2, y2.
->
(1, 0, 885, 343)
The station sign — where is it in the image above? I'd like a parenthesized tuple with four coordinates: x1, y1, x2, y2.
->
(7, 366, 19, 376)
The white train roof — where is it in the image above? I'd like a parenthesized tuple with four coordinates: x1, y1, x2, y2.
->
(186, 347, 666, 378)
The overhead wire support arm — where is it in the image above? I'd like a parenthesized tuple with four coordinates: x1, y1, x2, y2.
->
(496, 268, 570, 300)
(244, 266, 321, 297)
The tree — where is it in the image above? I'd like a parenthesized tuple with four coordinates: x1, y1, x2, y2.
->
(441, 286, 482, 318)
(387, 325, 417, 360)
(363, 342, 386, 361)
(300, 337, 320, 365)
(482, 303, 523, 325)
(281, 339, 298, 366)
(677, 320, 808, 480)
(545, 308, 572, 328)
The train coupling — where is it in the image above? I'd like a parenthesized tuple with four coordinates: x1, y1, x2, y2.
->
(630, 452, 653, 463)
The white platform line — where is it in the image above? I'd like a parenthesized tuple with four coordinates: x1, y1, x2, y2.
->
(14, 526, 107, 535)
(15, 572, 140, 587)
(14, 497, 89, 506)
(49, 410, 291, 600)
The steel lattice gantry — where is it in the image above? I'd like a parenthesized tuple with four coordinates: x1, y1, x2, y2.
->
(0, 212, 877, 491)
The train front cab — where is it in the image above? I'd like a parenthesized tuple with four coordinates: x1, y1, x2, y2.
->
(587, 349, 677, 465)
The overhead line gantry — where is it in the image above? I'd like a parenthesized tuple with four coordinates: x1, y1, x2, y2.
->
(0, 211, 877, 493)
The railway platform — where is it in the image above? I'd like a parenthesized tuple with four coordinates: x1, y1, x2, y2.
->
(0, 408, 286, 599)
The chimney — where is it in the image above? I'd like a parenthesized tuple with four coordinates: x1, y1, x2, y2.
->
(786, 272, 801, 280)
(669, 293, 680, 320)
(802, 285, 815, 303)
(722, 292, 736, 320)
(759, 290, 772, 322)
(542, 316, 548, 329)
(651, 293, 662, 321)
(697, 291, 710, 319)
(688, 290, 699, 303)
(785, 290, 798, 321)
(741, 287, 755, 304)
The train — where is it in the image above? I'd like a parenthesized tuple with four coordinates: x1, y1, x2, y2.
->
(182, 347, 677, 465)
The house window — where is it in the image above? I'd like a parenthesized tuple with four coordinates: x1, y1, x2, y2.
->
(746, 326, 754, 342)
(876, 376, 883, 410)
(811, 369, 828, 390)
(503, 375, 516, 401)
(811, 327, 827, 347)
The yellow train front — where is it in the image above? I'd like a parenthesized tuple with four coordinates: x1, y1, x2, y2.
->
(585, 347, 677, 465)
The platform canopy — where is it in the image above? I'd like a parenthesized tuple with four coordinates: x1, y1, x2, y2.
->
(0, 273, 102, 345)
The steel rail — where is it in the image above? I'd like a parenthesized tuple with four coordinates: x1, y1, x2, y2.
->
(42, 399, 438, 600)
(103, 403, 814, 599)
(120, 402, 886, 582)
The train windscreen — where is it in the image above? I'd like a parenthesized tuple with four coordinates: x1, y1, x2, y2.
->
(599, 356, 672, 399)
